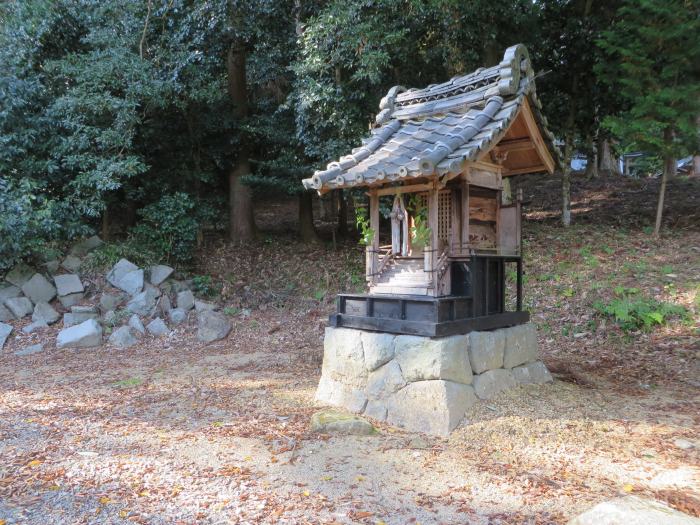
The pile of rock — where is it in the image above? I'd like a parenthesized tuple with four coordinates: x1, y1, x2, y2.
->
(0, 236, 232, 356)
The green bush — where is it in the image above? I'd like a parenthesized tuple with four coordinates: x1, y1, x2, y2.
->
(131, 193, 200, 265)
(593, 287, 688, 331)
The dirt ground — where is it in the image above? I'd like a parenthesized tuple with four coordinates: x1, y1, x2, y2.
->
(1, 174, 699, 524)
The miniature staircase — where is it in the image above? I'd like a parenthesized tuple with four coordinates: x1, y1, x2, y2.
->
(370, 257, 433, 296)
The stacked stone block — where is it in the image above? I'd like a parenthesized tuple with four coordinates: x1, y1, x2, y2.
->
(316, 323, 552, 436)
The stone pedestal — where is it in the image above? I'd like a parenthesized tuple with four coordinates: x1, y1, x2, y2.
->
(315, 323, 551, 436)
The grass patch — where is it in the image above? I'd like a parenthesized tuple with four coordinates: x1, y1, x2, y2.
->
(593, 288, 688, 332)
(112, 377, 143, 389)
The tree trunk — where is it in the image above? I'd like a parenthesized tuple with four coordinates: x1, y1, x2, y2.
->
(583, 136, 598, 179)
(693, 155, 700, 176)
(598, 138, 621, 176)
(664, 154, 677, 180)
(561, 132, 574, 227)
(336, 189, 349, 238)
(298, 191, 319, 243)
(227, 44, 256, 242)
(654, 159, 669, 237)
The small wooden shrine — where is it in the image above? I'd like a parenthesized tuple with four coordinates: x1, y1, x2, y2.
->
(303, 44, 560, 337)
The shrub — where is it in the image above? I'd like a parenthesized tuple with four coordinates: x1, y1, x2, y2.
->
(593, 287, 688, 331)
(131, 193, 200, 265)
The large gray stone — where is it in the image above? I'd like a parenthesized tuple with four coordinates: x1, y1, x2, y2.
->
(472, 369, 517, 400)
(53, 274, 84, 296)
(567, 496, 700, 525)
(0, 322, 12, 350)
(366, 360, 406, 400)
(168, 307, 187, 326)
(468, 330, 505, 374)
(22, 319, 48, 334)
(72, 305, 98, 314)
(126, 287, 159, 316)
(5, 263, 34, 288)
(315, 375, 368, 413)
(100, 292, 125, 312)
(15, 343, 44, 357)
(194, 300, 215, 312)
(157, 294, 172, 316)
(61, 255, 82, 273)
(56, 319, 102, 349)
(363, 400, 388, 422)
(387, 380, 476, 436)
(58, 292, 84, 308)
(503, 323, 539, 368)
(146, 317, 170, 337)
(0, 284, 21, 303)
(4, 297, 33, 319)
(128, 314, 145, 335)
(511, 361, 553, 384)
(108, 326, 139, 348)
(361, 331, 395, 371)
(149, 265, 174, 286)
(196, 310, 231, 342)
(310, 410, 375, 435)
(69, 235, 103, 256)
(63, 311, 99, 327)
(119, 269, 144, 296)
(319, 327, 367, 388)
(0, 304, 13, 322)
(33, 302, 60, 325)
(21, 273, 56, 304)
(394, 334, 472, 384)
(177, 290, 195, 311)
(107, 259, 141, 293)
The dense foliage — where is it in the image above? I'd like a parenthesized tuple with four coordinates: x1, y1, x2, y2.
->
(0, 0, 697, 268)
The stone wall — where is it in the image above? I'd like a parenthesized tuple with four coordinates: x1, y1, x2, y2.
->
(316, 323, 552, 436)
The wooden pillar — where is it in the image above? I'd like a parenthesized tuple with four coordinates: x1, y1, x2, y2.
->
(461, 178, 469, 252)
(366, 190, 380, 282)
(427, 182, 439, 295)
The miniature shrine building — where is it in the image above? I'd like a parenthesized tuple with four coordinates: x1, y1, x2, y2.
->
(303, 44, 561, 337)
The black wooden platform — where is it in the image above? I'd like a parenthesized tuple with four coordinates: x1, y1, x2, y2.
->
(330, 293, 529, 337)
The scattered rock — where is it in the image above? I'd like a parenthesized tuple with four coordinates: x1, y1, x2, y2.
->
(674, 438, 695, 450)
(63, 310, 99, 328)
(146, 317, 170, 337)
(58, 292, 84, 308)
(394, 334, 472, 384)
(196, 310, 231, 343)
(56, 318, 103, 349)
(310, 409, 376, 435)
(72, 305, 99, 314)
(468, 330, 505, 373)
(0, 284, 21, 303)
(100, 292, 125, 312)
(0, 323, 12, 350)
(15, 344, 44, 357)
(177, 290, 195, 311)
(108, 326, 138, 348)
(511, 361, 553, 384)
(387, 380, 476, 436)
(194, 300, 215, 312)
(107, 259, 143, 295)
(149, 265, 174, 286)
(4, 297, 34, 319)
(128, 315, 146, 335)
(61, 255, 83, 273)
(22, 320, 48, 334)
(70, 235, 103, 257)
(472, 369, 517, 400)
(53, 274, 84, 296)
(157, 295, 172, 316)
(503, 324, 538, 368)
(5, 263, 35, 288)
(567, 496, 700, 525)
(168, 308, 187, 326)
(21, 273, 57, 304)
(32, 302, 60, 325)
(103, 310, 118, 326)
(127, 287, 159, 316)
(0, 304, 14, 322)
